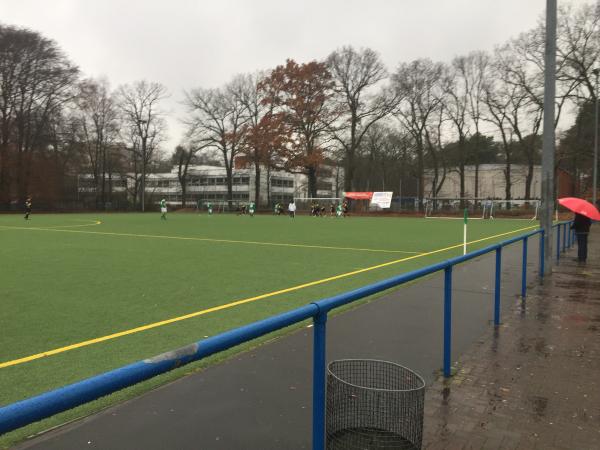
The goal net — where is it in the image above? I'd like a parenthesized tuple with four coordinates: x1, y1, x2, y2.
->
(486, 199, 541, 220)
(424, 198, 487, 219)
(293, 197, 341, 215)
(425, 198, 541, 220)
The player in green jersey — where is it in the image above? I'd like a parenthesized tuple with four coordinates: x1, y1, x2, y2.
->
(248, 201, 255, 217)
(207, 202, 213, 215)
(160, 198, 167, 220)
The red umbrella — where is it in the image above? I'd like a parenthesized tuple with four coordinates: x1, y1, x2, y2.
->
(558, 197, 600, 221)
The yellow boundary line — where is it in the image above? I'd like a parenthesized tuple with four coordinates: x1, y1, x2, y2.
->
(0, 224, 538, 370)
(0, 224, 420, 254)
(0, 220, 102, 229)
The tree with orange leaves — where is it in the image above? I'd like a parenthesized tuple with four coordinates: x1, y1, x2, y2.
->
(259, 59, 338, 198)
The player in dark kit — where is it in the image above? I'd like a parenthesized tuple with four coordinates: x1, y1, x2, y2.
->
(24, 197, 32, 220)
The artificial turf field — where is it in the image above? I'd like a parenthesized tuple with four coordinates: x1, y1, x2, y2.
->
(0, 212, 537, 445)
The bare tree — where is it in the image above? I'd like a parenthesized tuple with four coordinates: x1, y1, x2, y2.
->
(443, 58, 472, 206)
(172, 143, 198, 208)
(74, 78, 119, 207)
(184, 80, 248, 207)
(327, 46, 398, 191)
(424, 102, 448, 198)
(0, 25, 79, 205)
(458, 51, 491, 199)
(229, 71, 277, 206)
(392, 59, 444, 210)
(117, 80, 168, 211)
(555, 2, 600, 103)
(483, 53, 520, 202)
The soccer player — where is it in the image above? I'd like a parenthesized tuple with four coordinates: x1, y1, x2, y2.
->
(330, 203, 335, 217)
(160, 198, 167, 220)
(24, 196, 32, 220)
(288, 200, 296, 218)
(249, 201, 255, 217)
(207, 202, 213, 215)
(336, 203, 343, 217)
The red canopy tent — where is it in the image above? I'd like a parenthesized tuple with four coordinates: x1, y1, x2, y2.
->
(344, 192, 373, 200)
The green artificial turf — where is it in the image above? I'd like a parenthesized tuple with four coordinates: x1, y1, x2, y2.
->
(0, 212, 537, 446)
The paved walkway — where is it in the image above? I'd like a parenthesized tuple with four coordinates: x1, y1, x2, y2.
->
(14, 229, 599, 449)
(423, 228, 600, 449)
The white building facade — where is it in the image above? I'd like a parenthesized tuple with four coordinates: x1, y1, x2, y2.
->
(424, 164, 541, 200)
(78, 163, 342, 208)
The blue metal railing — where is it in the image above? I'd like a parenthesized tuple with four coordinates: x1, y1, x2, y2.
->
(0, 222, 575, 448)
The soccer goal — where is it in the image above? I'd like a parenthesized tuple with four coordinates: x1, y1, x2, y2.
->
(293, 197, 342, 215)
(486, 199, 541, 220)
(424, 198, 541, 220)
(424, 198, 487, 219)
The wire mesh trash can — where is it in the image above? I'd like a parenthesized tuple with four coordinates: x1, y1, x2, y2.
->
(326, 359, 425, 450)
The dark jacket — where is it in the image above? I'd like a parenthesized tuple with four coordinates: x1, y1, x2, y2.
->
(571, 213, 592, 233)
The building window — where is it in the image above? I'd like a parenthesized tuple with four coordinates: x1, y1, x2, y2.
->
(271, 177, 293, 188)
(233, 176, 250, 185)
(271, 194, 294, 205)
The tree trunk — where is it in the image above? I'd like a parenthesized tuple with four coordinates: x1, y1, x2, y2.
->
(474, 164, 479, 200)
(0, 144, 9, 207)
(225, 165, 233, 209)
(266, 165, 271, 206)
(254, 163, 261, 206)
(101, 146, 106, 208)
(416, 147, 424, 212)
(344, 151, 355, 192)
(308, 166, 318, 198)
(505, 158, 512, 202)
(181, 182, 187, 208)
(525, 162, 534, 200)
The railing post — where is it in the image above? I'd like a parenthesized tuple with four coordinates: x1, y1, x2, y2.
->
(540, 230, 545, 279)
(312, 310, 327, 450)
(562, 223, 567, 252)
(521, 237, 528, 299)
(494, 247, 502, 326)
(556, 223, 561, 262)
(567, 223, 571, 248)
(443, 266, 453, 378)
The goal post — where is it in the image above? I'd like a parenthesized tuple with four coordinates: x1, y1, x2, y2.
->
(487, 199, 541, 220)
(424, 198, 487, 219)
(425, 198, 542, 220)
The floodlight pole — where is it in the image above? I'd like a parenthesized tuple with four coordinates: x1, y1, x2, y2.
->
(541, 0, 557, 276)
(593, 68, 599, 207)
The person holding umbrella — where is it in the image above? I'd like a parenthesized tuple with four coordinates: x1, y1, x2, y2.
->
(571, 213, 592, 262)
(558, 197, 600, 264)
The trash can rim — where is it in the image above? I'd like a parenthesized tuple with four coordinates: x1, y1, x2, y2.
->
(327, 358, 426, 393)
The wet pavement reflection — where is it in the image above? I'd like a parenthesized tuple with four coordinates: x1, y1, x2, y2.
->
(423, 228, 600, 449)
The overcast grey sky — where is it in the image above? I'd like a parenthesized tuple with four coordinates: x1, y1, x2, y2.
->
(0, 0, 590, 152)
